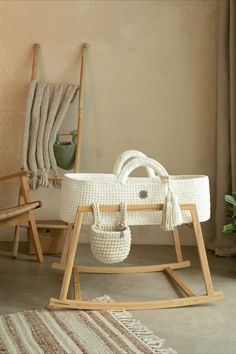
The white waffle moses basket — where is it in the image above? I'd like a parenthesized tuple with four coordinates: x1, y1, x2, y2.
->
(59, 150, 210, 229)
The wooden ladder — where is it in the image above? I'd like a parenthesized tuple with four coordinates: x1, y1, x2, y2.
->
(12, 42, 88, 257)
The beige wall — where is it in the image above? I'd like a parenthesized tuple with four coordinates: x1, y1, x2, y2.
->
(0, 0, 218, 244)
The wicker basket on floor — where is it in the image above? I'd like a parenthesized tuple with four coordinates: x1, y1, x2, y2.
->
(28, 221, 67, 255)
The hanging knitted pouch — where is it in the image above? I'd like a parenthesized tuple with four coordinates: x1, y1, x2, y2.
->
(53, 130, 77, 170)
(91, 203, 131, 264)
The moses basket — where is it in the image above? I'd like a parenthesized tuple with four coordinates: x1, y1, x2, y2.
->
(59, 150, 210, 227)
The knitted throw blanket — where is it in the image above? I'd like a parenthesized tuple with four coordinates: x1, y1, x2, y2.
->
(22, 80, 78, 190)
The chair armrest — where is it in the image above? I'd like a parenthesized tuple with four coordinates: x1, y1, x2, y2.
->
(0, 200, 42, 221)
(0, 170, 28, 183)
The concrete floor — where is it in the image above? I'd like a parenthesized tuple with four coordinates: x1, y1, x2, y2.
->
(0, 241, 236, 354)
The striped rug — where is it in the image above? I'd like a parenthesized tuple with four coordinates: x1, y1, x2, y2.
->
(0, 304, 177, 353)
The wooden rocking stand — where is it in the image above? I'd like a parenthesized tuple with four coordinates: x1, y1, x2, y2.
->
(49, 203, 224, 310)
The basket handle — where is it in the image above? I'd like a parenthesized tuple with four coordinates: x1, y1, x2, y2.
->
(92, 202, 128, 228)
(113, 150, 155, 178)
(117, 157, 169, 184)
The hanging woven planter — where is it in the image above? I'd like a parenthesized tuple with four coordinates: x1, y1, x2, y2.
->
(90, 202, 131, 264)
(53, 130, 77, 170)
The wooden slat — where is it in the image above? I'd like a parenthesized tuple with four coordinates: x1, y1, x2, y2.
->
(73, 267, 81, 300)
(49, 292, 224, 310)
(36, 220, 67, 229)
(31, 43, 40, 81)
(48, 176, 63, 181)
(59, 223, 73, 264)
(75, 43, 89, 172)
(165, 267, 195, 297)
(52, 260, 191, 273)
(12, 225, 20, 258)
(0, 171, 28, 183)
(18, 220, 68, 229)
(172, 227, 183, 262)
(12, 188, 24, 258)
(190, 206, 215, 295)
(35, 224, 67, 229)
(0, 213, 28, 227)
(20, 175, 43, 262)
(58, 131, 77, 136)
(59, 211, 84, 301)
(78, 203, 196, 213)
(25, 171, 63, 182)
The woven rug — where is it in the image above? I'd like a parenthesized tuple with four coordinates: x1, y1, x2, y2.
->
(0, 302, 177, 354)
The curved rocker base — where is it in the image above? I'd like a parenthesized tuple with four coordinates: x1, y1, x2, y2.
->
(49, 292, 224, 311)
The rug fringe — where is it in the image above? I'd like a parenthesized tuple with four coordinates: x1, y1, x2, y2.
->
(95, 295, 177, 354)
(94, 295, 114, 303)
(0, 339, 7, 353)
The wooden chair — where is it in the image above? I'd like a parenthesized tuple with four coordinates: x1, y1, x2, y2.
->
(0, 171, 43, 262)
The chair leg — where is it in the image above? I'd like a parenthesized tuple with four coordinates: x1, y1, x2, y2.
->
(12, 225, 20, 258)
(28, 212, 43, 263)
(11, 187, 22, 258)
(19, 174, 43, 262)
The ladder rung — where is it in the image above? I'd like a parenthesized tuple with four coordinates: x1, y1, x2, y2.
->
(58, 130, 78, 136)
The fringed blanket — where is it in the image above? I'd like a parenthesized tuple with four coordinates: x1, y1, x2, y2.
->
(22, 80, 78, 190)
